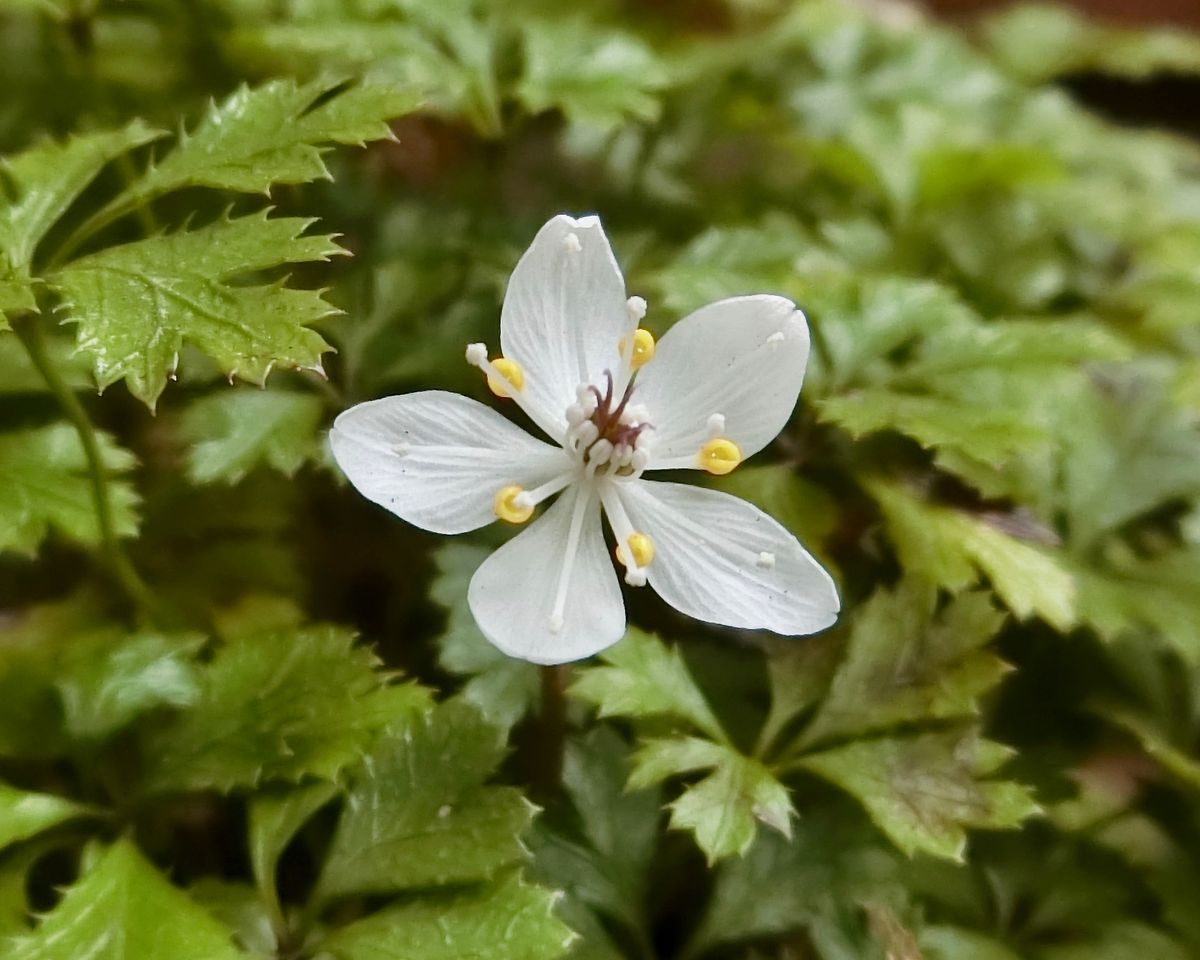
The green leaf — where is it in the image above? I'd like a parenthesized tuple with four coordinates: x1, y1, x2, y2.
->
(145, 625, 387, 793)
(0, 782, 92, 852)
(0, 422, 138, 557)
(798, 581, 1009, 748)
(431, 543, 540, 732)
(55, 629, 205, 740)
(518, 19, 667, 130)
(105, 79, 413, 207)
(248, 780, 339, 921)
(1104, 709, 1200, 793)
(187, 880, 277, 959)
(316, 699, 534, 901)
(920, 926, 1023, 960)
(870, 481, 1076, 631)
(181, 388, 324, 484)
(629, 737, 792, 863)
(50, 212, 342, 408)
(570, 629, 726, 743)
(798, 731, 1039, 860)
(0, 121, 163, 288)
(7, 839, 245, 960)
(320, 871, 574, 960)
(1039, 923, 1192, 960)
(757, 634, 843, 757)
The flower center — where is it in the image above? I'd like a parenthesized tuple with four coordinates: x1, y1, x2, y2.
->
(564, 370, 653, 478)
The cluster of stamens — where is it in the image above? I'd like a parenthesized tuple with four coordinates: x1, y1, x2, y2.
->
(565, 372, 653, 479)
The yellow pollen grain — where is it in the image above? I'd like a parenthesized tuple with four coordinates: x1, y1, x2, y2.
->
(699, 437, 741, 475)
(494, 485, 533, 524)
(630, 328, 655, 369)
(616, 532, 655, 568)
(486, 357, 525, 397)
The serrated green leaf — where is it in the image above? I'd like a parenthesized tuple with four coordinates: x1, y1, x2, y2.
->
(50, 212, 341, 408)
(182, 388, 324, 483)
(320, 870, 574, 960)
(629, 737, 791, 863)
(757, 634, 843, 758)
(187, 880, 277, 959)
(105, 79, 413, 206)
(870, 481, 1076, 631)
(145, 625, 386, 793)
(570, 629, 726, 743)
(55, 629, 205, 739)
(248, 780, 339, 922)
(0, 782, 92, 852)
(0, 121, 163, 279)
(518, 19, 668, 130)
(799, 731, 1038, 860)
(7, 839, 246, 960)
(798, 581, 1009, 748)
(0, 422, 137, 557)
(432, 543, 540, 732)
(316, 699, 533, 901)
(1040, 923, 1192, 960)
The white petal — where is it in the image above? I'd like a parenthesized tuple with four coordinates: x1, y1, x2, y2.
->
(329, 391, 570, 535)
(469, 484, 625, 664)
(634, 296, 810, 468)
(617, 479, 839, 634)
(500, 214, 634, 440)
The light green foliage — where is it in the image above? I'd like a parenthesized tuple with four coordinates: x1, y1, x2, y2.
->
(570, 629, 726, 743)
(145, 625, 394, 792)
(0, 423, 138, 556)
(248, 780, 340, 919)
(431, 544, 540, 732)
(317, 700, 534, 900)
(870, 481, 1077, 631)
(182, 388, 325, 483)
(799, 582, 1009, 747)
(320, 871, 574, 960)
(630, 737, 793, 863)
(0, 122, 163, 318)
(799, 732, 1039, 860)
(50, 213, 343, 408)
(0, 782, 91, 851)
(7, 840, 246, 960)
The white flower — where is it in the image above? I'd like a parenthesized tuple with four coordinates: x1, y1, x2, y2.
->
(330, 214, 840, 664)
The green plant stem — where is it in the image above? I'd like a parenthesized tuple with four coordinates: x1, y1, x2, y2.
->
(530, 665, 568, 798)
(13, 316, 157, 620)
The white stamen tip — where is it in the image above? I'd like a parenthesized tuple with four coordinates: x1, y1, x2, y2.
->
(513, 493, 533, 509)
(548, 614, 564, 633)
(626, 295, 647, 321)
(707, 413, 726, 437)
(756, 551, 776, 569)
(393, 443, 410, 457)
(564, 232, 581, 252)
(565, 403, 585, 426)
(766, 331, 786, 345)
(465, 342, 487, 365)
(625, 569, 647, 587)
(437, 804, 452, 818)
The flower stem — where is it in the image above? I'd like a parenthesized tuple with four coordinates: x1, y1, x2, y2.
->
(13, 316, 157, 620)
(530, 664, 568, 798)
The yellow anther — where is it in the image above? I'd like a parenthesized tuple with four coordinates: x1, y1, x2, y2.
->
(615, 532, 655, 569)
(699, 437, 742, 475)
(486, 357, 525, 397)
(629, 329, 655, 369)
(494, 485, 533, 524)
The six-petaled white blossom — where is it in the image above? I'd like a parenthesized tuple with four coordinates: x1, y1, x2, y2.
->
(329, 214, 840, 664)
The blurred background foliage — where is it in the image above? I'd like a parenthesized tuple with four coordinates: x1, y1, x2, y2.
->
(2, 0, 1200, 958)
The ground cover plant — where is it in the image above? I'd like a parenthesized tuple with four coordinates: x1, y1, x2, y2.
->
(2, 0, 1200, 957)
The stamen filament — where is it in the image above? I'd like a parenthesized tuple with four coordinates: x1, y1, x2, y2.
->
(514, 471, 576, 510)
(549, 487, 592, 633)
(599, 485, 649, 587)
(467, 343, 562, 441)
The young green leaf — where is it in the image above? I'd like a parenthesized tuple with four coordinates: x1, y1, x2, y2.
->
(248, 780, 340, 924)
(629, 737, 792, 863)
(145, 625, 386, 793)
(432, 544, 540, 732)
(7, 839, 246, 960)
(319, 871, 574, 960)
(0, 781, 93, 852)
(50, 212, 342, 408)
(316, 699, 534, 901)
(0, 422, 138, 557)
(182, 388, 325, 484)
(570, 629, 726, 743)
(799, 731, 1039, 860)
